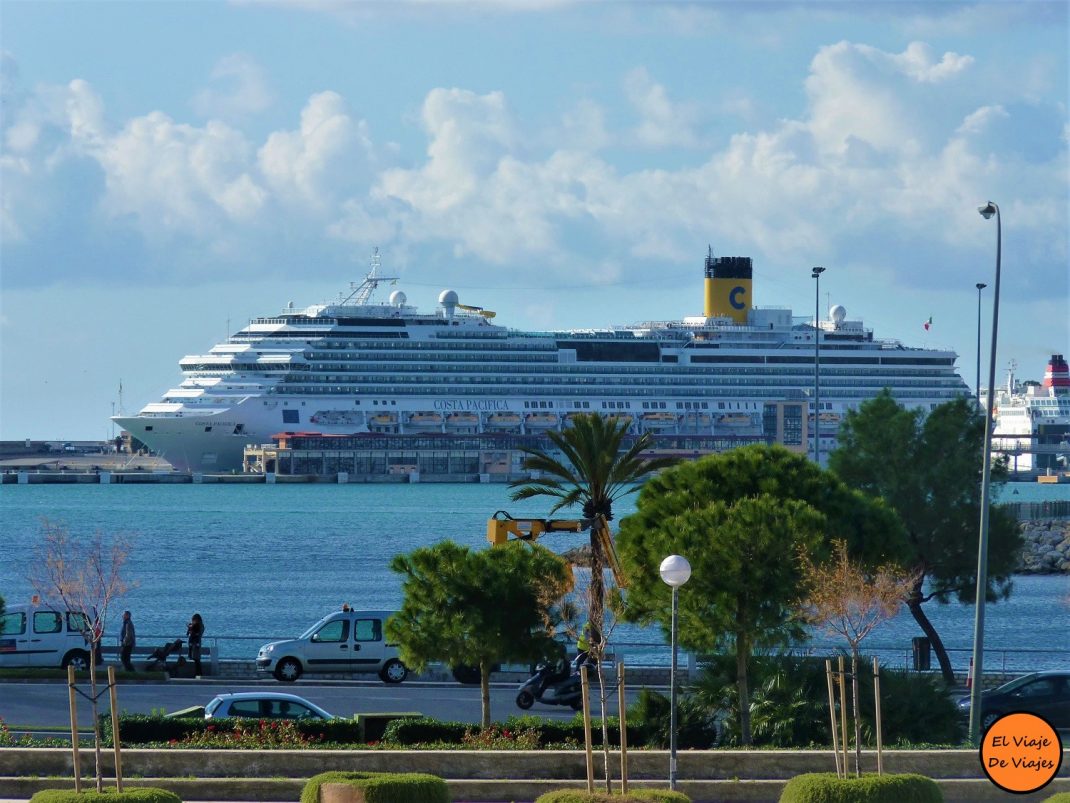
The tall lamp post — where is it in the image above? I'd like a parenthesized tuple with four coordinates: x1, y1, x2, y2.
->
(660, 554, 692, 791)
(975, 282, 987, 405)
(969, 202, 1002, 745)
(811, 266, 826, 464)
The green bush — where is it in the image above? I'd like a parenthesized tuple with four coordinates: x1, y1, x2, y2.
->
(535, 791, 690, 803)
(694, 654, 963, 748)
(626, 688, 718, 749)
(381, 713, 638, 747)
(1043, 795, 1070, 803)
(300, 771, 449, 803)
(104, 713, 363, 745)
(29, 789, 181, 803)
(779, 773, 942, 803)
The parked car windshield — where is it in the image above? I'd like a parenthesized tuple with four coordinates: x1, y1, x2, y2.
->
(994, 673, 1042, 694)
(298, 616, 332, 640)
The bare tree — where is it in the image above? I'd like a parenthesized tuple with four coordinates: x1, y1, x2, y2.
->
(798, 540, 916, 776)
(28, 519, 134, 792)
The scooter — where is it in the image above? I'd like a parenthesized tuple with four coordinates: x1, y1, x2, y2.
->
(515, 654, 587, 710)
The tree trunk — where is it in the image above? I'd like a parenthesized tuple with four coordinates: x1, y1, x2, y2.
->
(596, 660, 612, 793)
(479, 659, 491, 730)
(90, 646, 102, 792)
(735, 632, 751, 747)
(851, 648, 861, 777)
(588, 524, 605, 640)
(907, 579, 955, 684)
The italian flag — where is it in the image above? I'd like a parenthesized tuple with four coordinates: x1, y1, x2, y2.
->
(923, 316, 933, 331)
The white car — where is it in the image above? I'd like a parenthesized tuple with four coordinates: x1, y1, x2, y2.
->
(204, 692, 335, 720)
(256, 609, 407, 683)
(0, 603, 96, 670)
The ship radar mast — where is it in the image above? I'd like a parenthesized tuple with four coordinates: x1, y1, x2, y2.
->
(339, 247, 399, 307)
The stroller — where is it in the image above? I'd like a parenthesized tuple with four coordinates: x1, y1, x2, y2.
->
(145, 638, 186, 671)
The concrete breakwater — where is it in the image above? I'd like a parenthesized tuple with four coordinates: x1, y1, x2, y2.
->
(1018, 518, 1070, 574)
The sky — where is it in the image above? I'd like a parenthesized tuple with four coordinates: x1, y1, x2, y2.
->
(1, 0, 1067, 440)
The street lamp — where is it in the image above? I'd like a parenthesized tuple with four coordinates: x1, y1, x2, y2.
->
(969, 202, 1002, 746)
(660, 554, 691, 791)
(975, 283, 987, 405)
(811, 267, 826, 464)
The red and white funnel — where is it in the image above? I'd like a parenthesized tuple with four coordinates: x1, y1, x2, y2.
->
(1043, 354, 1070, 396)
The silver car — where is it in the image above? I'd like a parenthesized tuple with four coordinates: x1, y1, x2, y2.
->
(204, 692, 334, 720)
(256, 609, 407, 683)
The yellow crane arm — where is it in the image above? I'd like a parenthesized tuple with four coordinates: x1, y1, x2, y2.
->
(487, 511, 628, 588)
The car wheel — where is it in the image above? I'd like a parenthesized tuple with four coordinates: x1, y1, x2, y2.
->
(274, 657, 302, 682)
(62, 650, 91, 672)
(380, 658, 408, 684)
(516, 691, 535, 710)
(981, 711, 1001, 732)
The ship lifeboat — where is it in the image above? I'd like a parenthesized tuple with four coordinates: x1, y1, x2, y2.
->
(525, 412, 559, 428)
(641, 412, 678, 427)
(681, 413, 712, 427)
(486, 412, 522, 428)
(407, 412, 443, 428)
(445, 412, 479, 428)
(368, 413, 398, 430)
(818, 412, 841, 423)
(607, 414, 633, 427)
(310, 410, 363, 426)
(717, 413, 753, 426)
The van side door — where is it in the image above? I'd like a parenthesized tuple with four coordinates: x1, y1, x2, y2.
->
(0, 610, 29, 666)
(351, 617, 386, 671)
(304, 618, 351, 672)
(29, 611, 65, 667)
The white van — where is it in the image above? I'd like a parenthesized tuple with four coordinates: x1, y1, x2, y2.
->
(0, 603, 96, 670)
(256, 609, 406, 683)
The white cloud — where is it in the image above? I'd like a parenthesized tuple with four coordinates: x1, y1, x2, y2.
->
(191, 53, 273, 119)
(258, 91, 370, 209)
(957, 105, 1009, 136)
(623, 67, 700, 148)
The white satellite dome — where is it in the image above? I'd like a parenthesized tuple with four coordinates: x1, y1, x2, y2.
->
(830, 304, 847, 325)
(438, 289, 459, 319)
(389, 290, 407, 307)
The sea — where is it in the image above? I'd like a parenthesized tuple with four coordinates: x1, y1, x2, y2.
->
(1, 481, 1067, 673)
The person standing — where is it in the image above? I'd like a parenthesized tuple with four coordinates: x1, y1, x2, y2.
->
(119, 611, 136, 672)
(186, 613, 204, 677)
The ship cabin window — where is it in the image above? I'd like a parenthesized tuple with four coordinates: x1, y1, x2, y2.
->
(145, 426, 153, 431)
(204, 426, 212, 433)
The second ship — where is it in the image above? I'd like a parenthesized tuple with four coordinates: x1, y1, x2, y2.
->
(113, 248, 971, 473)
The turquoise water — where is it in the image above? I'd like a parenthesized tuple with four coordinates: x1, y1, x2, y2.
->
(1, 482, 1067, 670)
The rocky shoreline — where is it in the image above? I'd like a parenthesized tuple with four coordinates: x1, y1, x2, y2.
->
(1018, 518, 1070, 574)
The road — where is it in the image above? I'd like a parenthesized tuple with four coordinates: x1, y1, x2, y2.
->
(0, 678, 640, 729)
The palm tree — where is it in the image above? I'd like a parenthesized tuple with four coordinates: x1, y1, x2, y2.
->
(510, 412, 677, 660)
(511, 413, 676, 791)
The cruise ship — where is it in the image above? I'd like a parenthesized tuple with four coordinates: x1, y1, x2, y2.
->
(113, 249, 971, 473)
(986, 355, 1070, 475)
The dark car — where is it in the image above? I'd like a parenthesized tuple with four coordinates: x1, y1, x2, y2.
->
(957, 671, 1070, 731)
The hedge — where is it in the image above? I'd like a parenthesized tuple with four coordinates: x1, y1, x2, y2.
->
(103, 713, 363, 744)
(535, 792, 690, 803)
(380, 714, 641, 747)
(1043, 795, 1070, 803)
(29, 789, 182, 803)
(300, 771, 449, 803)
(779, 773, 942, 803)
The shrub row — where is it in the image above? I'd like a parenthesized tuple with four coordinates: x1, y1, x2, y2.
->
(105, 714, 363, 745)
(380, 714, 646, 747)
(1044, 794, 1070, 803)
(29, 790, 181, 803)
(300, 771, 449, 803)
(779, 773, 942, 803)
(535, 791, 690, 803)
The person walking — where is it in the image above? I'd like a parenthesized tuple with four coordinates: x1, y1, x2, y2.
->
(119, 610, 136, 672)
(186, 613, 204, 677)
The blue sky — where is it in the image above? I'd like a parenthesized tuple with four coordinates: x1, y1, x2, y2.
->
(1, 1, 1067, 440)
